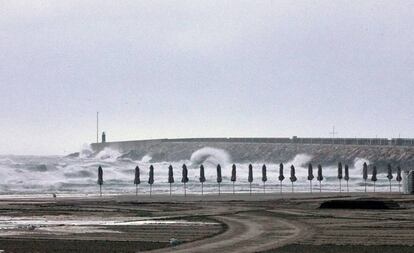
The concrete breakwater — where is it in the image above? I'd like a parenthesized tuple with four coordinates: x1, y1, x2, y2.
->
(90, 138, 414, 171)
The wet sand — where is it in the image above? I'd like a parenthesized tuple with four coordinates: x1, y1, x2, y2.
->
(0, 193, 413, 253)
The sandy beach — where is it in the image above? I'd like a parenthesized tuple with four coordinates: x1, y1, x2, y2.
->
(0, 193, 412, 252)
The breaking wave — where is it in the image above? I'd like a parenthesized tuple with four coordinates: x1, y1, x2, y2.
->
(190, 147, 231, 167)
(286, 154, 312, 167)
(95, 148, 122, 162)
(140, 155, 152, 163)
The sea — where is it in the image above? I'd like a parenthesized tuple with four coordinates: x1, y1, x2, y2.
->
(0, 146, 400, 198)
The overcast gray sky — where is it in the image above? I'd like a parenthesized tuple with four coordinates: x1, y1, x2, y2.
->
(1, 0, 413, 155)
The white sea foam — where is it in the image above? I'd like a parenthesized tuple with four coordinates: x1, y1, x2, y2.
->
(353, 157, 370, 175)
(95, 148, 122, 162)
(0, 148, 395, 196)
(141, 155, 152, 163)
(190, 147, 231, 167)
(285, 153, 313, 168)
(79, 144, 93, 159)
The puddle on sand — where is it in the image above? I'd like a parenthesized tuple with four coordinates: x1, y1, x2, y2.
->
(0, 216, 219, 236)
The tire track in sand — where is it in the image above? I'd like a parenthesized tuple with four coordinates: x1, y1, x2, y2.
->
(148, 211, 308, 253)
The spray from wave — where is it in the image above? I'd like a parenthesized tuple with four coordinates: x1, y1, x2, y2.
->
(285, 154, 312, 167)
(140, 155, 152, 163)
(353, 157, 370, 175)
(190, 147, 231, 167)
(79, 144, 94, 159)
(95, 148, 122, 162)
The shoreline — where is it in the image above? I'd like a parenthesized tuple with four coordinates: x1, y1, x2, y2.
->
(0, 191, 406, 201)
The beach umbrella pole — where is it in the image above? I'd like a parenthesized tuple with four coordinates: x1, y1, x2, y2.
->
(250, 183, 252, 195)
(233, 182, 235, 195)
(184, 183, 187, 197)
(347, 181, 349, 193)
(291, 182, 294, 193)
(310, 181, 312, 193)
(389, 180, 392, 192)
(170, 183, 172, 196)
(263, 182, 265, 194)
(280, 182, 282, 194)
(201, 182, 204, 195)
(319, 181, 321, 193)
(218, 183, 221, 196)
(374, 182, 376, 192)
(398, 182, 401, 193)
(339, 179, 342, 193)
(136, 185, 138, 196)
(365, 180, 367, 192)
(100, 185, 102, 197)
(150, 185, 152, 197)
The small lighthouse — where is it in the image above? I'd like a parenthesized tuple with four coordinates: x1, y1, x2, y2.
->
(102, 132, 106, 143)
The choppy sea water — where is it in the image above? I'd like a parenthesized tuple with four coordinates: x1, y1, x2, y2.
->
(0, 147, 402, 197)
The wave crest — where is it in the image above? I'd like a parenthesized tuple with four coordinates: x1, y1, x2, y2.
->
(95, 148, 122, 162)
(190, 147, 231, 167)
(286, 153, 312, 167)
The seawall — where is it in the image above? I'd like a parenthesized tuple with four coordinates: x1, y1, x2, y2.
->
(90, 138, 414, 171)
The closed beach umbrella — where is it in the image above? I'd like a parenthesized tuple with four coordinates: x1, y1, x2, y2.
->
(168, 165, 174, 196)
(199, 164, 206, 195)
(363, 162, 368, 192)
(307, 163, 314, 193)
(344, 164, 349, 192)
(148, 165, 154, 197)
(290, 165, 297, 193)
(134, 166, 140, 196)
(317, 164, 323, 192)
(248, 164, 253, 195)
(387, 164, 393, 192)
(278, 163, 285, 194)
(231, 164, 237, 194)
(262, 164, 267, 193)
(97, 166, 103, 197)
(217, 164, 222, 195)
(182, 164, 189, 196)
(396, 166, 402, 192)
(371, 165, 378, 192)
(338, 162, 343, 193)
